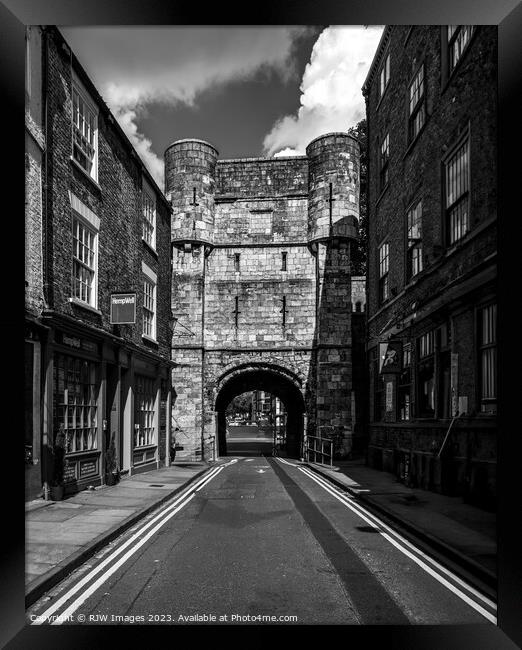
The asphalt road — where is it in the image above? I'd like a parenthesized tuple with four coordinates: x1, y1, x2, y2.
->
(27, 455, 496, 626)
(226, 424, 273, 456)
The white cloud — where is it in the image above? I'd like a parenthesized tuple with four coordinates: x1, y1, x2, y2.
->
(62, 27, 310, 188)
(263, 26, 383, 157)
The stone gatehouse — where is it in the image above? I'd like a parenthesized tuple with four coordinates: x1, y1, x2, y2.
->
(165, 132, 365, 460)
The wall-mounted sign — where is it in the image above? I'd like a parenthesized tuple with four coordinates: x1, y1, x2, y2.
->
(57, 331, 99, 356)
(386, 381, 394, 411)
(379, 340, 402, 374)
(110, 293, 136, 325)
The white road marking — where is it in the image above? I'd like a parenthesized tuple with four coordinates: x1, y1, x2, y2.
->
(299, 468, 496, 609)
(51, 492, 197, 624)
(31, 465, 224, 625)
(276, 457, 298, 467)
(296, 466, 497, 624)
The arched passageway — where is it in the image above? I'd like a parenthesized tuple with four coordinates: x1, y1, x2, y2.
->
(214, 367, 305, 458)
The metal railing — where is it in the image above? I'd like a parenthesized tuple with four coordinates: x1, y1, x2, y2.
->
(305, 435, 333, 466)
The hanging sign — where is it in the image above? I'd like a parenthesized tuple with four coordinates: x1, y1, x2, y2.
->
(110, 293, 136, 325)
(379, 340, 402, 373)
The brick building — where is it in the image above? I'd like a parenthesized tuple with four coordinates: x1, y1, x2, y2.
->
(165, 134, 366, 461)
(24, 26, 174, 499)
(363, 26, 497, 508)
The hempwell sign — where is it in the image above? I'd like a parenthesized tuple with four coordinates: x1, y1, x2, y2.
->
(110, 293, 136, 325)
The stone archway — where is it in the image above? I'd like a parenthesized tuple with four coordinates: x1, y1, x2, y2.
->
(214, 364, 306, 458)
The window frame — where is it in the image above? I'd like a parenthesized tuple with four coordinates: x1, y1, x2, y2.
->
(378, 241, 390, 304)
(71, 212, 99, 309)
(379, 51, 391, 100)
(406, 199, 423, 280)
(134, 374, 156, 448)
(443, 132, 471, 246)
(379, 132, 390, 192)
(142, 264, 157, 341)
(416, 330, 436, 418)
(448, 25, 475, 73)
(53, 353, 99, 456)
(142, 180, 156, 251)
(408, 63, 426, 143)
(71, 75, 98, 182)
(478, 302, 497, 413)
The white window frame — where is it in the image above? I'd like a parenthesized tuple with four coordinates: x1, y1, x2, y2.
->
(71, 74, 98, 181)
(142, 178, 156, 250)
(142, 262, 157, 341)
(70, 193, 99, 309)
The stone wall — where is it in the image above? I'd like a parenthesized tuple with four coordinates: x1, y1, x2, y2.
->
(167, 135, 363, 460)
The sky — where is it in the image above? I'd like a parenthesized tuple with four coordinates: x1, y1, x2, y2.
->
(60, 26, 384, 190)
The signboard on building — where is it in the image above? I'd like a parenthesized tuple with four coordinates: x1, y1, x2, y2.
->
(57, 331, 99, 356)
(379, 340, 402, 373)
(386, 381, 394, 411)
(451, 353, 459, 417)
(110, 293, 136, 325)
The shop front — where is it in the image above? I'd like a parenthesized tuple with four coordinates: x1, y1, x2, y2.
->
(52, 330, 103, 494)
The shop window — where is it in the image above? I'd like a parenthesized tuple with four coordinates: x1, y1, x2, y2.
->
(398, 344, 412, 421)
(378, 241, 389, 304)
(143, 275, 156, 340)
(445, 137, 470, 245)
(379, 52, 390, 99)
(72, 79, 98, 180)
(417, 330, 435, 417)
(53, 354, 98, 453)
(448, 26, 474, 72)
(479, 303, 497, 413)
(408, 65, 426, 142)
(72, 215, 98, 307)
(379, 133, 390, 191)
(142, 183, 156, 249)
(407, 200, 423, 279)
(134, 375, 156, 447)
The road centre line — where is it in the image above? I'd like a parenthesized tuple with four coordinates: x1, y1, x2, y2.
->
(297, 466, 496, 623)
(31, 465, 224, 625)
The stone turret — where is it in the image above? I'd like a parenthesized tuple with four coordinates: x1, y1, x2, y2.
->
(306, 132, 359, 248)
(164, 138, 218, 249)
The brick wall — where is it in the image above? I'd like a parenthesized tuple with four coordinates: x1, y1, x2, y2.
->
(45, 28, 171, 360)
(364, 26, 497, 505)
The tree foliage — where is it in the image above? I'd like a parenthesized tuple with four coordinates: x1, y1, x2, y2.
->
(347, 118, 368, 276)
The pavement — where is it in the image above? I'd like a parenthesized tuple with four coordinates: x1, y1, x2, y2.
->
(24, 461, 213, 607)
(305, 457, 497, 592)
